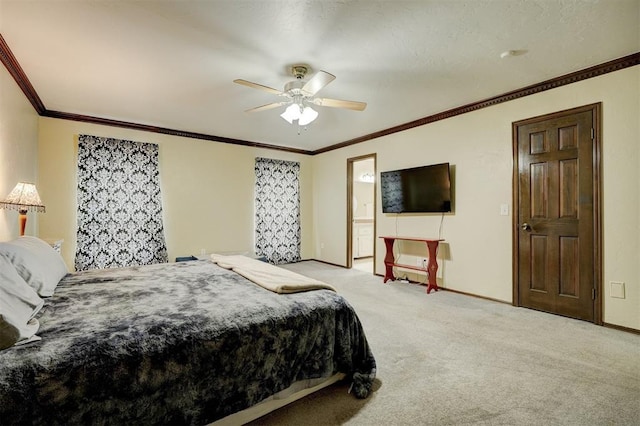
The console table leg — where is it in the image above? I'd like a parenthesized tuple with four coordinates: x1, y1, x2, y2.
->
(383, 264, 395, 283)
(382, 238, 396, 283)
(425, 241, 440, 293)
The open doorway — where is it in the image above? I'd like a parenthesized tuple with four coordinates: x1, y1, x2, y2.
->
(347, 154, 376, 272)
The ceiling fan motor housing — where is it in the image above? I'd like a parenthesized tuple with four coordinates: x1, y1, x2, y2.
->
(291, 65, 309, 79)
(284, 80, 305, 95)
(286, 65, 311, 97)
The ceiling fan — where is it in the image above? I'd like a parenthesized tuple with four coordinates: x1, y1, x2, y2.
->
(233, 65, 366, 126)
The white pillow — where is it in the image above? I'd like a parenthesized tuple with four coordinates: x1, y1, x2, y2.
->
(0, 253, 44, 350)
(0, 236, 68, 297)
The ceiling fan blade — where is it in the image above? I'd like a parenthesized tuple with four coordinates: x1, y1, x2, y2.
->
(313, 97, 367, 111)
(301, 70, 336, 96)
(245, 101, 288, 113)
(233, 79, 283, 95)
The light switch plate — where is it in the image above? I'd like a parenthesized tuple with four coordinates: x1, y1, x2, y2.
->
(500, 204, 509, 216)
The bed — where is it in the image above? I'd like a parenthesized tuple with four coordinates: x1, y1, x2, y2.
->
(0, 237, 376, 425)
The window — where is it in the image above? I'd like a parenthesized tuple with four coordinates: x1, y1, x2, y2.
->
(254, 157, 301, 264)
(75, 135, 168, 270)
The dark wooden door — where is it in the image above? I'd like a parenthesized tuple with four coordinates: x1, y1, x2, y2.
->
(513, 104, 601, 322)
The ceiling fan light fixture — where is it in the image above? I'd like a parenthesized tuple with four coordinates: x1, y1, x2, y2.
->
(298, 106, 318, 126)
(280, 103, 301, 124)
(280, 103, 318, 126)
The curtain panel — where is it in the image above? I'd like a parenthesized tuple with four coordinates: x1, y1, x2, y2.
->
(75, 135, 168, 271)
(254, 157, 301, 264)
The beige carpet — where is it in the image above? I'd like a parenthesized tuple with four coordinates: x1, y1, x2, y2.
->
(352, 258, 373, 273)
(247, 261, 640, 426)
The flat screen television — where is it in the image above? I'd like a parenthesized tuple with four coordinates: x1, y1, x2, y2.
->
(380, 162, 452, 213)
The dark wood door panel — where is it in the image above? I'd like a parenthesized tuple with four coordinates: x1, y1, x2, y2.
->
(529, 234, 548, 292)
(559, 236, 579, 297)
(513, 104, 600, 323)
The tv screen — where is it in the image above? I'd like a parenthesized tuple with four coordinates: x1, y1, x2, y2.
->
(381, 163, 452, 213)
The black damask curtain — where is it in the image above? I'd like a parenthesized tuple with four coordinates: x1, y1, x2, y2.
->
(75, 135, 168, 271)
(254, 158, 301, 264)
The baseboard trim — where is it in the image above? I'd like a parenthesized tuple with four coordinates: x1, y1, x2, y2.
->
(306, 258, 347, 268)
(434, 287, 511, 305)
(603, 322, 640, 335)
(371, 272, 511, 305)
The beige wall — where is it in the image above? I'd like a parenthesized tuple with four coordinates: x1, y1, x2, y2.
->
(0, 64, 39, 240)
(37, 118, 314, 269)
(312, 66, 640, 330)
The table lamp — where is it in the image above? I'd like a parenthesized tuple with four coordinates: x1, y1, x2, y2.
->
(0, 182, 46, 236)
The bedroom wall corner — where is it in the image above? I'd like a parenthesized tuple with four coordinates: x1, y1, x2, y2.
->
(0, 63, 39, 241)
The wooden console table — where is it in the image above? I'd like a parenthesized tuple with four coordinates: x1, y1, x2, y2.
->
(379, 236, 444, 294)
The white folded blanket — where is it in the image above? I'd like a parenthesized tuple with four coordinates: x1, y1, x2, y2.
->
(210, 254, 336, 294)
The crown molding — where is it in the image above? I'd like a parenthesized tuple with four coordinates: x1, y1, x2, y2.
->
(1, 33, 637, 156)
(0, 34, 311, 155)
(41, 110, 313, 155)
(314, 52, 640, 154)
(0, 34, 46, 114)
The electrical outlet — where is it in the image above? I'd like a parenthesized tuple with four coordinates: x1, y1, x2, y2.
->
(200, 248, 206, 255)
(610, 281, 625, 299)
(421, 258, 428, 268)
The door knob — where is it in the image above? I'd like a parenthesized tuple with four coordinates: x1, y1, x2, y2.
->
(521, 223, 532, 231)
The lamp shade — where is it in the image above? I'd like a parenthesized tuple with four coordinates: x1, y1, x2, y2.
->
(280, 103, 302, 124)
(0, 182, 45, 213)
(280, 103, 319, 126)
(298, 106, 318, 126)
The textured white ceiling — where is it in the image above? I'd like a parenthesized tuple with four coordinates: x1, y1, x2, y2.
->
(1, 0, 638, 151)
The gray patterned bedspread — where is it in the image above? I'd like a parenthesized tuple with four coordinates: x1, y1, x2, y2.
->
(0, 260, 375, 425)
